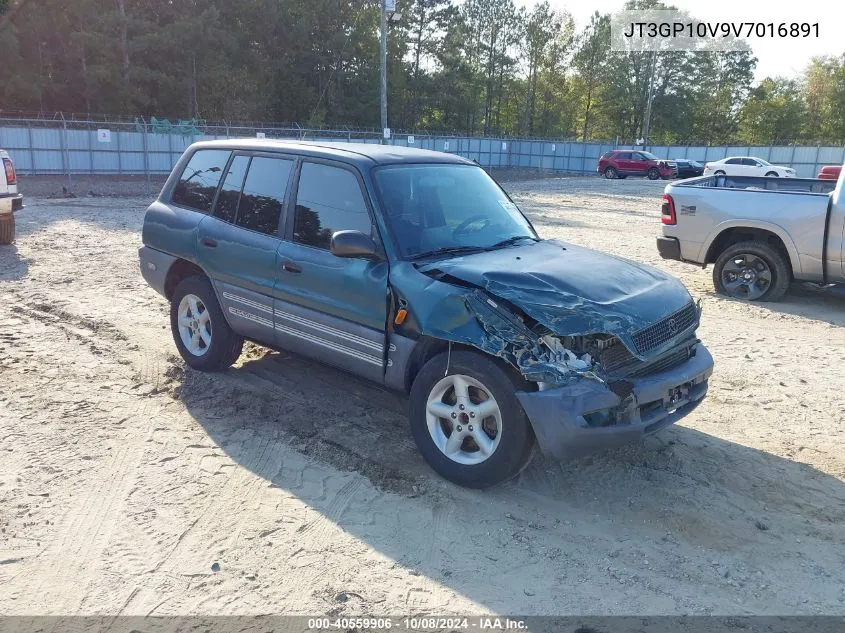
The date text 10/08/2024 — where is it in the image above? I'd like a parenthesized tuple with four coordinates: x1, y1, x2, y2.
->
(307, 617, 528, 630)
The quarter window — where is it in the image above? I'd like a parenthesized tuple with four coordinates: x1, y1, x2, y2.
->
(172, 150, 230, 212)
(214, 155, 250, 224)
(293, 163, 372, 250)
(235, 157, 294, 236)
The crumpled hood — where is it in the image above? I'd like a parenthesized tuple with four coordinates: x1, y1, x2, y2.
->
(416, 239, 692, 345)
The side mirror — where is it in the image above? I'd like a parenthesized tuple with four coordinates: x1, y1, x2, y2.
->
(330, 230, 381, 260)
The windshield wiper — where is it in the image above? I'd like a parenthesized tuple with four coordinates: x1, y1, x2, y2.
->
(409, 245, 488, 260)
(489, 235, 538, 249)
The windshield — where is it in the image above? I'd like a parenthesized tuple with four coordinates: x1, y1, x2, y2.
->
(374, 164, 537, 259)
(640, 151, 660, 160)
(755, 157, 771, 165)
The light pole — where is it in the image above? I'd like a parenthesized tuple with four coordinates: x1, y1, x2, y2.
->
(380, 0, 396, 144)
(641, 49, 657, 147)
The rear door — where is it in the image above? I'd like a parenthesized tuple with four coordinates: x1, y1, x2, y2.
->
(721, 158, 744, 176)
(274, 160, 389, 382)
(615, 151, 634, 173)
(196, 152, 295, 344)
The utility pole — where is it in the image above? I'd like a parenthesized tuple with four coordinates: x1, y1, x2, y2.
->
(642, 49, 657, 147)
(380, 0, 390, 144)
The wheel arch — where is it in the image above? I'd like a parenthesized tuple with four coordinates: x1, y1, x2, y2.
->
(701, 222, 800, 276)
(164, 258, 210, 300)
(402, 336, 530, 395)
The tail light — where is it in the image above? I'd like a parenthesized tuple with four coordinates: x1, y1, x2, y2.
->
(704, 163, 710, 170)
(3, 158, 16, 185)
(661, 194, 676, 225)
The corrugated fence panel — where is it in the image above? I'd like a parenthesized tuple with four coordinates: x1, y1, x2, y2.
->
(818, 146, 845, 164)
(4, 120, 845, 178)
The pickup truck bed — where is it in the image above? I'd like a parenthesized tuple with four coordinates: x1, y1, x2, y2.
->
(658, 171, 845, 301)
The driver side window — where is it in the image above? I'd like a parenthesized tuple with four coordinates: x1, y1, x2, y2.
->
(293, 162, 372, 250)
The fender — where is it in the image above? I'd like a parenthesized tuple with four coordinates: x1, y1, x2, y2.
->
(697, 219, 803, 275)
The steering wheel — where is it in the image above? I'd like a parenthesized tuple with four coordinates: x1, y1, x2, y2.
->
(454, 214, 492, 236)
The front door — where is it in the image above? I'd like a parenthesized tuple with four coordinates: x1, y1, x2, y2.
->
(197, 153, 295, 344)
(274, 160, 389, 383)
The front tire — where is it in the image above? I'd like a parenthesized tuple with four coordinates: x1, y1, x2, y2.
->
(409, 350, 536, 488)
(603, 166, 617, 179)
(765, 171, 778, 177)
(170, 276, 244, 371)
(0, 214, 14, 245)
(713, 241, 791, 302)
(647, 167, 660, 180)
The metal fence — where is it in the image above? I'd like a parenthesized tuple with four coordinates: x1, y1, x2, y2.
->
(2, 115, 844, 180)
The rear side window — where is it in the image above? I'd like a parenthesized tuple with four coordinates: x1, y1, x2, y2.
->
(725, 158, 741, 165)
(293, 163, 372, 250)
(236, 157, 294, 236)
(214, 155, 250, 224)
(617, 152, 631, 160)
(172, 149, 230, 212)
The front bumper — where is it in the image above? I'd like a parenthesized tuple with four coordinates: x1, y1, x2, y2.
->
(0, 194, 23, 215)
(656, 236, 681, 261)
(516, 344, 713, 461)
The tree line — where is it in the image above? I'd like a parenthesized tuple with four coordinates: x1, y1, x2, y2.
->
(1, 0, 844, 144)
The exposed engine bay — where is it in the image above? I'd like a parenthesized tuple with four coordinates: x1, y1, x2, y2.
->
(460, 289, 700, 389)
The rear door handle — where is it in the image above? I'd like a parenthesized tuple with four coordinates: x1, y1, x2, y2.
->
(282, 260, 302, 274)
(200, 237, 218, 248)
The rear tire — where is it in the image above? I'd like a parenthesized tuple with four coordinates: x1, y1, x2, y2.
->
(714, 170, 726, 176)
(713, 241, 791, 302)
(603, 166, 617, 179)
(0, 214, 14, 245)
(409, 350, 536, 488)
(170, 275, 244, 371)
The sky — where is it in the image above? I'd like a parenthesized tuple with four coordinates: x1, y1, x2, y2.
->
(515, 0, 844, 81)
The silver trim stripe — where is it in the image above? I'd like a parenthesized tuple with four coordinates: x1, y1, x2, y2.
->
(225, 298, 383, 368)
(275, 309, 383, 352)
(229, 307, 273, 328)
(223, 292, 273, 314)
(275, 324, 383, 366)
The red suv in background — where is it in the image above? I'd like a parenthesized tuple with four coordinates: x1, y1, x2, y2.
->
(598, 150, 677, 180)
(817, 165, 841, 180)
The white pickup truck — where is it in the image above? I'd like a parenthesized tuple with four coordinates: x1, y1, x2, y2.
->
(657, 171, 844, 301)
(0, 149, 23, 244)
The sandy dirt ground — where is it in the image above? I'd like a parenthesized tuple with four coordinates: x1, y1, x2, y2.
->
(0, 176, 844, 616)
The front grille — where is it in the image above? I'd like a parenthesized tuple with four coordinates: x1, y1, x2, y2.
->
(632, 302, 698, 354)
(628, 343, 695, 378)
(599, 342, 636, 373)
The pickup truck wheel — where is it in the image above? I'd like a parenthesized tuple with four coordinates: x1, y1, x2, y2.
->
(170, 276, 244, 371)
(713, 242, 790, 302)
(0, 214, 14, 245)
(603, 166, 617, 179)
(409, 350, 535, 488)
(647, 167, 660, 180)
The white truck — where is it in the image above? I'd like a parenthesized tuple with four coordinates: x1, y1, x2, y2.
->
(657, 171, 844, 301)
(0, 149, 23, 244)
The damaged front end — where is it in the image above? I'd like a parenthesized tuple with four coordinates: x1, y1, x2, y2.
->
(397, 274, 712, 460)
(445, 288, 702, 391)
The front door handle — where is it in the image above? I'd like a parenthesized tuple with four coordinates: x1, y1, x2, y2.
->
(200, 237, 218, 248)
(282, 260, 302, 274)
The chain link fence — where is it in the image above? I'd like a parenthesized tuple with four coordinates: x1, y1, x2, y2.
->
(2, 114, 843, 182)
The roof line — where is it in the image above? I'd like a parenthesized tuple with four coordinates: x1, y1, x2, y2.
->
(260, 139, 379, 163)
